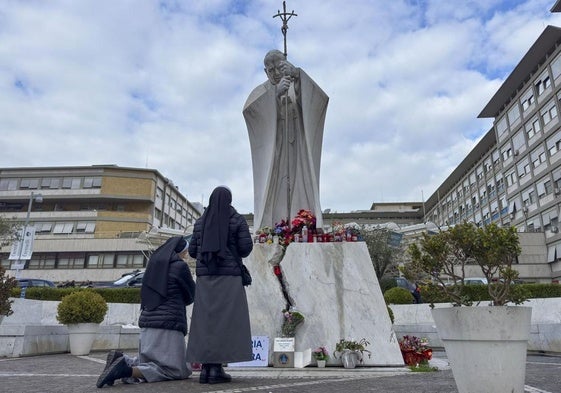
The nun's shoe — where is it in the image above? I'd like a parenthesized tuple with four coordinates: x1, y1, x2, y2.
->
(208, 364, 232, 384)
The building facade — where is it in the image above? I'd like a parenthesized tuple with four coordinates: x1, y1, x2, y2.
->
(423, 24, 561, 282)
(0, 165, 200, 283)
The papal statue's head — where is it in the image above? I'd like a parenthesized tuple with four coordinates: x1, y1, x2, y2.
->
(264, 49, 285, 85)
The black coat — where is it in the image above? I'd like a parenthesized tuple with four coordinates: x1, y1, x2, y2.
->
(188, 207, 253, 277)
(138, 259, 195, 335)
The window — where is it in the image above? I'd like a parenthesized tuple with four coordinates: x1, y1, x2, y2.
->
(0, 178, 18, 191)
(492, 150, 500, 166)
(83, 177, 101, 188)
(545, 179, 553, 195)
(536, 176, 552, 198)
(53, 222, 74, 234)
(552, 52, 561, 80)
(512, 130, 525, 152)
(509, 197, 521, 214)
(546, 129, 561, 157)
(500, 195, 508, 212)
(530, 146, 547, 168)
(40, 178, 61, 189)
(479, 186, 487, 203)
(522, 187, 536, 206)
(496, 175, 505, 192)
(540, 99, 558, 128)
(87, 253, 115, 268)
(20, 178, 39, 189)
(554, 167, 561, 189)
(115, 254, 145, 268)
(501, 145, 513, 161)
(525, 117, 541, 141)
(547, 244, 561, 262)
(34, 222, 53, 233)
(57, 253, 86, 269)
(535, 71, 551, 96)
(542, 208, 559, 231)
(469, 172, 476, 187)
(487, 182, 496, 197)
(76, 222, 96, 233)
(496, 116, 508, 137)
(27, 253, 56, 269)
(520, 87, 535, 112)
(516, 158, 531, 178)
(62, 177, 81, 189)
(505, 170, 516, 187)
(507, 104, 521, 127)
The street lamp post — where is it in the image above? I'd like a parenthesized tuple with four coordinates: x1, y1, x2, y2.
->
(14, 192, 43, 279)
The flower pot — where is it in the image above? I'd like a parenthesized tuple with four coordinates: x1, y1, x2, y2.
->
(67, 323, 99, 356)
(317, 360, 326, 368)
(402, 350, 422, 366)
(401, 349, 431, 366)
(432, 306, 531, 393)
(341, 350, 361, 369)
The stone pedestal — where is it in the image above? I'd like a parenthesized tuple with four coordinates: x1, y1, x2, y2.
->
(244, 242, 404, 366)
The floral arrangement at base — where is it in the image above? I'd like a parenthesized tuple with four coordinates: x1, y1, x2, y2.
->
(257, 210, 318, 247)
(333, 338, 371, 361)
(312, 346, 329, 361)
(274, 219, 292, 246)
(281, 309, 305, 337)
(291, 209, 316, 233)
(398, 335, 432, 366)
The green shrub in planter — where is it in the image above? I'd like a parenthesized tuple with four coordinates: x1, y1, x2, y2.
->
(56, 290, 108, 325)
(384, 287, 414, 304)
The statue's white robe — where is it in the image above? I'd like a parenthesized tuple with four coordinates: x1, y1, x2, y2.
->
(243, 70, 328, 231)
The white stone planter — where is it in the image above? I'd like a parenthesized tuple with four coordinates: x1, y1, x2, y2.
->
(67, 323, 99, 356)
(432, 306, 532, 393)
(340, 350, 360, 369)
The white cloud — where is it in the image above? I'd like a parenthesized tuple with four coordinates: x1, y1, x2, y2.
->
(0, 0, 557, 213)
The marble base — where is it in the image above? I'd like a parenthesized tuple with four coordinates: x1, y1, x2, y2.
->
(245, 242, 404, 366)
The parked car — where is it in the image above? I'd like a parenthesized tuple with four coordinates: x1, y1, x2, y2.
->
(384, 277, 423, 304)
(464, 277, 489, 285)
(17, 278, 55, 288)
(95, 270, 144, 288)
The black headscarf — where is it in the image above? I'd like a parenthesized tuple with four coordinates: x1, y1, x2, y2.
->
(141, 236, 186, 310)
(200, 186, 232, 273)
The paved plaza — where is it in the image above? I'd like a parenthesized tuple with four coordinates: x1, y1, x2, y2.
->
(0, 351, 560, 393)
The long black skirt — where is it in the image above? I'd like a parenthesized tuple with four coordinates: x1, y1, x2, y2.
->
(186, 275, 252, 363)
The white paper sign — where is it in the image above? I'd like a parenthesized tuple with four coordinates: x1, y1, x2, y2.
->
(229, 336, 269, 367)
(9, 227, 36, 260)
(273, 337, 295, 352)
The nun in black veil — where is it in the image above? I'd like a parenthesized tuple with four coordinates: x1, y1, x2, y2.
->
(97, 236, 196, 388)
(186, 186, 254, 384)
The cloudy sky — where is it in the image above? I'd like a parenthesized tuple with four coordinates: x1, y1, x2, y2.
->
(1, 0, 561, 214)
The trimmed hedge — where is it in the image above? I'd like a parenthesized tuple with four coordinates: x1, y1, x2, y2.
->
(384, 287, 414, 304)
(11, 287, 141, 304)
(419, 283, 561, 305)
(11, 283, 561, 306)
